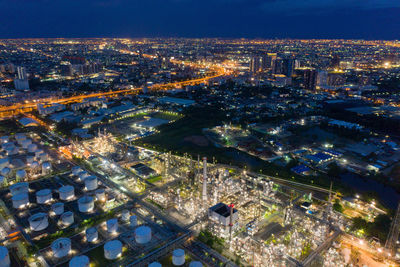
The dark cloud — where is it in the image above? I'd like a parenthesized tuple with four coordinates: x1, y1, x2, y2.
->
(0, 0, 399, 39)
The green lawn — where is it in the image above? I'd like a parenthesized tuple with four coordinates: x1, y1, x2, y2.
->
(147, 175, 163, 184)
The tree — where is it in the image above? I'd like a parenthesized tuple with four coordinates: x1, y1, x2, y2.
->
(351, 217, 368, 232)
(56, 120, 78, 136)
(333, 199, 344, 213)
(367, 214, 391, 242)
(327, 162, 341, 178)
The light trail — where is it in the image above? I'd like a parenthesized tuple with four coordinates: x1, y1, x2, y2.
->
(0, 49, 229, 117)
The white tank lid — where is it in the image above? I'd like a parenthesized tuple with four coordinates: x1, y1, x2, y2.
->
(173, 248, 185, 257)
(69, 255, 89, 267)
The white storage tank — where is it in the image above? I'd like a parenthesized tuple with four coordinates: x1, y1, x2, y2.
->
(51, 238, 71, 258)
(104, 240, 122, 260)
(0, 158, 9, 169)
(69, 255, 89, 267)
(52, 202, 64, 215)
(78, 196, 94, 213)
(135, 226, 151, 244)
(148, 262, 162, 267)
(16, 169, 27, 180)
(0, 136, 9, 143)
(15, 133, 26, 142)
(189, 261, 203, 267)
(1, 167, 10, 177)
(95, 188, 106, 201)
(5, 147, 18, 156)
(10, 182, 29, 196)
(1, 142, 13, 150)
(26, 155, 35, 164)
(84, 176, 98, 191)
(36, 188, 52, 204)
(27, 143, 38, 153)
(172, 249, 185, 266)
(130, 215, 137, 227)
(35, 149, 43, 158)
(42, 162, 52, 173)
(106, 218, 118, 233)
(0, 246, 10, 267)
(12, 193, 29, 209)
(38, 152, 48, 162)
(61, 211, 74, 226)
(78, 171, 89, 181)
(29, 213, 49, 231)
(72, 166, 82, 176)
(20, 138, 32, 149)
(121, 210, 130, 222)
(86, 227, 98, 243)
(30, 161, 40, 170)
(59, 185, 74, 200)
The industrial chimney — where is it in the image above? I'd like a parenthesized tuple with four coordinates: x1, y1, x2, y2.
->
(202, 157, 208, 203)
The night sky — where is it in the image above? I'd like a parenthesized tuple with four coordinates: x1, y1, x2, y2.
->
(1, 0, 400, 39)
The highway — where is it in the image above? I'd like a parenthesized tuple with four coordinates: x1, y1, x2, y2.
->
(0, 49, 228, 118)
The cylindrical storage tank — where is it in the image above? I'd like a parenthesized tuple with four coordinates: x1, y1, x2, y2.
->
(172, 249, 185, 266)
(16, 169, 27, 180)
(1, 142, 13, 150)
(106, 218, 118, 233)
(135, 226, 151, 244)
(121, 210, 130, 222)
(29, 213, 49, 231)
(148, 262, 162, 267)
(12, 193, 29, 209)
(130, 215, 137, 227)
(104, 240, 122, 260)
(26, 155, 35, 164)
(52, 202, 64, 215)
(78, 196, 94, 213)
(10, 182, 29, 196)
(189, 261, 203, 267)
(72, 166, 82, 176)
(31, 161, 39, 170)
(35, 149, 43, 158)
(84, 176, 98, 191)
(61, 211, 74, 226)
(20, 139, 32, 149)
(15, 133, 26, 142)
(0, 158, 9, 169)
(0, 246, 10, 267)
(86, 227, 98, 243)
(38, 152, 48, 162)
(36, 189, 52, 204)
(78, 171, 89, 181)
(69, 255, 89, 267)
(1, 167, 10, 177)
(42, 162, 52, 173)
(95, 188, 106, 201)
(0, 136, 9, 143)
(5, 147, 17, 156)
(59, 185, 74, 200)
(51, 238, 71, 258)
(27, 143, 38, 153)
